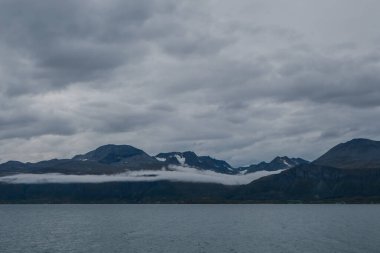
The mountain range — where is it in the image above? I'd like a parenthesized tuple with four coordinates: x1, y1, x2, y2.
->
(0, 144, 306, 176)
(1, 138, 380, 203)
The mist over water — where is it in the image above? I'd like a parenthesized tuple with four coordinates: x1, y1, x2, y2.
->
(0, 166, 284, 185)
(1, 205, 380, 253)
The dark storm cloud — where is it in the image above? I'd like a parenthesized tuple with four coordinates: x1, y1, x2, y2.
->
(0, 0, 173, 93)
(0, 0, 380, 164)
(0, 107, 75, 139)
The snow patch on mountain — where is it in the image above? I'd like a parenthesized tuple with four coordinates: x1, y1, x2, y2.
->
(155, 157, 166, 162)
(174, 154, 186, 165)
(281, 158, 291, 167)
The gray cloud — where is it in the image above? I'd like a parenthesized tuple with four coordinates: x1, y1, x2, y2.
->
(0, 0, 380, 165)
(0, 0, 173, 93)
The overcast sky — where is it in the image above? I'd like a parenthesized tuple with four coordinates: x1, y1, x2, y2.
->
(0, 0, 379, 166)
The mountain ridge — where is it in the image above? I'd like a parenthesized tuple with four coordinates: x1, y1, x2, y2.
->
(0, 144, 308, 175)
(313, 138, 380, 169)
(238, 156, 309, 173)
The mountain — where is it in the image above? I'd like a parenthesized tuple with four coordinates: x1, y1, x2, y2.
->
(313, 138, 380, 169)
(155, 151, 234, 174)
(0, 145, 165, 176)
(230, 164, 380, 202)
(239, 156, 309, 173)
(231, 138, 380, 202)
(72, 144, 161, 169)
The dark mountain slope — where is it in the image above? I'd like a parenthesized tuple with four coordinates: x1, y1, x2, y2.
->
(313, 138, 380, 169)
(0, 181, 233, 204)
(230, 164, 380, 201)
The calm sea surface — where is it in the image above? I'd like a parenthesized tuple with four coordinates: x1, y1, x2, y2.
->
(0, 204, 379, 253)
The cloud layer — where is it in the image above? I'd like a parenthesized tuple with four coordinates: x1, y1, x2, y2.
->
(0, 166, 283, 185)
(0, 0, 380, 165)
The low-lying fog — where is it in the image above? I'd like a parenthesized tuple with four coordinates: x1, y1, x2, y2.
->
(0, 166, 284, 185)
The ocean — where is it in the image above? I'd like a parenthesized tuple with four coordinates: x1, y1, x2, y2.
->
(1, 204, 379, 253)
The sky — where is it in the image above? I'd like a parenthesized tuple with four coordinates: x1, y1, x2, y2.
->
(0, 0, 379, 166)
